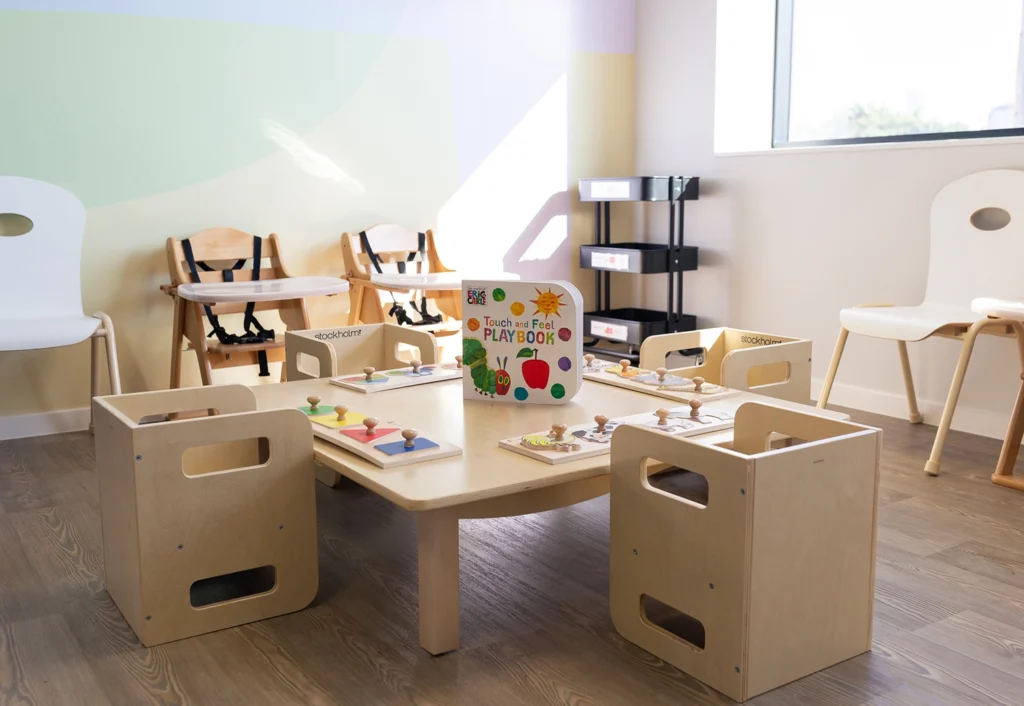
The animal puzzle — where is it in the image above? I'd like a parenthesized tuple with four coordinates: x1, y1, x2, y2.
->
(581, 355, 739, 403)
(299, 396, 461, 468)
(499, 400, 735, 465)
(329, 358, 463, 394)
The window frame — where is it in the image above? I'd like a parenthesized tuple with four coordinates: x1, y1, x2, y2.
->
(771, 0, 1024, 148)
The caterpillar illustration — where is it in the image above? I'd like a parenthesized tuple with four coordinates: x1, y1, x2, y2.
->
(462, 338, 496, 397)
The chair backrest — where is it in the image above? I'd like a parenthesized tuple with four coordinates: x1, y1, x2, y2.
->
(0, 176, 86, 319)
(341, 224, 446, 279)
(924, 169, 1024, 307)
(166, 227, 291, 286)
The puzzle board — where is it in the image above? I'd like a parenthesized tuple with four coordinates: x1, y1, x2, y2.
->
(300, 403, 462, 468)
(581, 357, 739, 403)
(498, 404, 735, 465)
(329, 362, 462, 394)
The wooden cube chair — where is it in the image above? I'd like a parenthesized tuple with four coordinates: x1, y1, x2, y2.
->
(639, 327, 812, 403)
(817, 169, 1024, 476)
(341, 224, 462, 334)
(163, 228, 311, 387)
(610, 403, 881, 702)
(93, 384, 317, 646)
(0, 176, 121, 432)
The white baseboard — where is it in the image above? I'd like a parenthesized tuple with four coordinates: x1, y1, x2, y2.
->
(0, 407, 91, 441)
(812, 378, 1010, 441)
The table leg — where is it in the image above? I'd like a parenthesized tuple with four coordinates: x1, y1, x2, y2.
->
(417, 508, 460, 655)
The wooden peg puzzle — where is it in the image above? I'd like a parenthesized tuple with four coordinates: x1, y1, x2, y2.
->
(499, 405, 735, 465)
(581, 355, 738, 403)
(329, 361, 462, 394)
(299, 398, 461, 468)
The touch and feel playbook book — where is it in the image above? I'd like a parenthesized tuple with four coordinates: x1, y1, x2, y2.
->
(462, 280, 584, 404)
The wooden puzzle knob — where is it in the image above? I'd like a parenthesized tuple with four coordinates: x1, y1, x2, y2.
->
(362, 417, 379, 435)
(411, 359, 422, 373)
(334, 405, 348, 421)
(692, 376, 705, 392)
(584, 354, 595, 367)
(619, 359, 631, 373)
(402, 429, 418, 448)
(656, 367, 668, 382)
(307, 396, 321, 412)
(363, 367, 376, 381)
(595, 414, 608, 433)
(689, 399, 703, 417)
(455, 355, 463, 368)
(655, 409, 670, 426)
(551, 423, 568, 442)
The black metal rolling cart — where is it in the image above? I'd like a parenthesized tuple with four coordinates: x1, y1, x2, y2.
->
(578, 175, 700, 362)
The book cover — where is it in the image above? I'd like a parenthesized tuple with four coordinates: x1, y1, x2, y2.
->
(462, 280, 584, 404)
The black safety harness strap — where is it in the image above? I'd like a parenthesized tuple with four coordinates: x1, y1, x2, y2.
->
(181, 235, 275, 377)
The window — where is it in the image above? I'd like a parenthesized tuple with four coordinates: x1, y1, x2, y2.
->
(773, 0, 1024, 146)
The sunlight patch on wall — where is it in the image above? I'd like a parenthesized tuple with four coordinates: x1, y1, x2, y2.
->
(437, 74, 568, 275)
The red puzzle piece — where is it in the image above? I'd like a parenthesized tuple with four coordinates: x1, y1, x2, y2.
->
(339, 426, 400, 444)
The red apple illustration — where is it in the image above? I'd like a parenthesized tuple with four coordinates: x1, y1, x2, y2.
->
(518, 347, 550, 389)
(495, 356, 511, 396)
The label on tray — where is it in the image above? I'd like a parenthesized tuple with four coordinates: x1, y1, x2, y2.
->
(590, 251, 630, 271)
(589, 180, 631, 199)
(591, 320, 628, 341)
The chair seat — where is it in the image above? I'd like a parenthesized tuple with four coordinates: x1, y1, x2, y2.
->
(0, 314, 100, 351)
(839, 303, 981, 341)
(972, 297, 1024, 321)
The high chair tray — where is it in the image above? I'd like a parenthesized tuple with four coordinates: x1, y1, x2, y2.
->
(177, 276, 349, 303)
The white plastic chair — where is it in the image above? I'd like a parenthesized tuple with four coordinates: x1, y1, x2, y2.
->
(0, 177, 121, 431)
(818, 169, 1024, 476)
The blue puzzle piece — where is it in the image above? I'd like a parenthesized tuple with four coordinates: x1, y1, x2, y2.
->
(375, 437, 440, 455)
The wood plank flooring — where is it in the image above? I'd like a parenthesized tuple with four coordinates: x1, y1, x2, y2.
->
(1, 408, 1023, 705)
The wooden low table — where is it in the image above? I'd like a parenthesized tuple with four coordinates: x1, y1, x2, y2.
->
(251, 378, 848, 655)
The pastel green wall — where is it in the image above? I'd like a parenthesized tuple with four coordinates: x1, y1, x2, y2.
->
(0, 3, 635, 420)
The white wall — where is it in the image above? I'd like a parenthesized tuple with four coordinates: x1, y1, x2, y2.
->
(635, 0, 1024, 440)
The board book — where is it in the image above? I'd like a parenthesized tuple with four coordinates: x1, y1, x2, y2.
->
(581, 355, 740, 403)
(462, 280, 584, 404)
(498, 401, 735, 465)
(298, 397, 461, 468)
(329, 360, 462, 393)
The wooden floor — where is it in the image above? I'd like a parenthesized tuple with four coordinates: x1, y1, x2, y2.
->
(2, 408, 1024, 705)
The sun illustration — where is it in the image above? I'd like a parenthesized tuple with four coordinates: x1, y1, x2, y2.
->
(530, 287, 565, 319)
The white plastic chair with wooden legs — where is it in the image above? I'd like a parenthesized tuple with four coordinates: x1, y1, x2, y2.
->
(0, 177, 121, 432)
(818, 169, 1024, 476)
(971, 298, 1024, 491)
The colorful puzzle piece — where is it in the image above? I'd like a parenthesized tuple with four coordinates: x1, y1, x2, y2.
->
(339, 373, 389, 385)
(310, 411, 369, 429)
(374, 436, 440, 455)
(340, 426, 400, 444)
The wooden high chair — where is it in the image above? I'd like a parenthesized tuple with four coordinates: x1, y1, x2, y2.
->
(341, 225, 462, 334)
(164, 228, 312, 387)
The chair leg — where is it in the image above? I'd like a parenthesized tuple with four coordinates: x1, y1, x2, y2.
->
(185, 303, 214, 386)
(90, 334, 102, 434)
(924, 320, 986, 476)
(993, 373, 1024, 490)
(896, 340, 923, 423)
(170, 296, 185, 389)
(817, 327, 849, 409)
(95, 312, 122, 396)
(347, 287, 363, 326)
